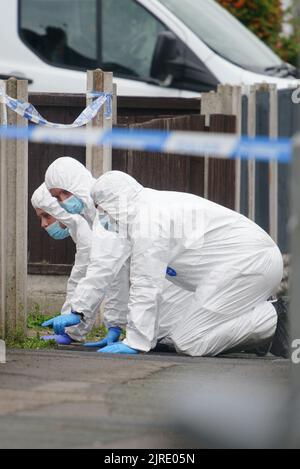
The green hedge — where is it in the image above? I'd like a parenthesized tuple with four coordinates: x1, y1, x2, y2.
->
(217, 0, 299, 66)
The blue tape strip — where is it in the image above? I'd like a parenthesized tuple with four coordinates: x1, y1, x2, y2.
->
(0, 88, 112, 127)
(232, 136, 291, 163)
(100, 128, 170, 151)
(0, 125, 292, 163)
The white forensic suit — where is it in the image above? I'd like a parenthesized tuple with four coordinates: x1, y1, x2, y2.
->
(45, 157, 193, 345)
(31, 183, 97, 340)
(44, 157, 130, 339)
(69, 171, 283, 356)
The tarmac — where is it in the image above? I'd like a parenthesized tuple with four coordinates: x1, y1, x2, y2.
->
(0, 346, 290, 449)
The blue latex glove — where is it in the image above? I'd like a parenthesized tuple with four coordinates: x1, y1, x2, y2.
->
(41, 334, 72, 345)
(84, 327, 121, 348)
(98, 342, 139, 355)
(42, 313, 81, 335)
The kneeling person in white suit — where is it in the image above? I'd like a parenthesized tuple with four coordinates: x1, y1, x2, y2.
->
(43, 157, 193, 349)
(50, 169, 288, 357)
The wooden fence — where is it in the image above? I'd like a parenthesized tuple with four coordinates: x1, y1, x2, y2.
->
(27, 85, 296, 276)
(28, 94, 202, 275)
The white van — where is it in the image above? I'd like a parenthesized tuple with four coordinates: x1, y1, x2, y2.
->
(0, 0, 299, 96)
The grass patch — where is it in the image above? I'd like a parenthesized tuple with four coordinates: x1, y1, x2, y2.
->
(27, 305, 53, 331)
(86, 323, 107, 341)
(6, 329, 57, 350)
(6, 306, 57, 349)
(5, 304, 125, 349)
(86, 324, 125, 342)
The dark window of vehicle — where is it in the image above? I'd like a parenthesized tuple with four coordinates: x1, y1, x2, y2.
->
(160, 0, 282, 74)
(19, 0, 98, 70)
(100, 0, 166, 80)
(100, 0, 217, 91)
(19, 0, 217, 91)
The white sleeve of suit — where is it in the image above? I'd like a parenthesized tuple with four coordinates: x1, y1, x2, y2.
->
(71, 219, 131, 329)
(61, 217, 92, 316)
(123, 231, 170, 352)
(103, 258, 130, 328)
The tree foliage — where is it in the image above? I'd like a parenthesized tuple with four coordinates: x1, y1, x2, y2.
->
(217, 0, 299, 65)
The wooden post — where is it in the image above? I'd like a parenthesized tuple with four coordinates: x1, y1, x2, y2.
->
(0, 78, 28, 338)
(86, 69, 113, 178)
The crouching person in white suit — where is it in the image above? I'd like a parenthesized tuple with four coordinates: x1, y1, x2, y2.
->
(31, 183, 97, 343)
(48, 169, 288, 357)
(41, 157, 191, 349)
(32, 182, 133, 345)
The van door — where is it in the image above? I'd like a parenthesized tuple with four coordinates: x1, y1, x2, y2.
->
(17, 0, 184, 96)
(17, 0, 97, 92)
(99, 0, 182, 96)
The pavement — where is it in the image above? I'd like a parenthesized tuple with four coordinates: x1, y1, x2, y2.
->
(0, 347, 290, 449)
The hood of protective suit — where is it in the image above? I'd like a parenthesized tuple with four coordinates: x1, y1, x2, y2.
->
(31, 183, 79, 233)
(45, 157, 96, 226)
(91, 171, 143, 227)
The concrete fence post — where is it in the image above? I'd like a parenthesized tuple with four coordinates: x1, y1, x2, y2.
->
(246, 83, 278, 236)
(0, 80, 7, 338)
(201, 85, 242, 210)
(269, 84, 279, 243)
(0, 78, 28, 338)
(247, 85, 257, 222)
(86, 69, 114, 178)
(112, 82, 118, 127)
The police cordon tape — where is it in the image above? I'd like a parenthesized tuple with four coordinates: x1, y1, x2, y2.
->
(0, 125, 292, 163)
(0, 84, 292, 162)
(0, 86, 112, 127)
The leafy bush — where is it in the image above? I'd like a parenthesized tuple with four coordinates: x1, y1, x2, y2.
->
(217, 0, 300, 66)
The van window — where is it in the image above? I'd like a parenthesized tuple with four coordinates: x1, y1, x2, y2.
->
(19, 0, 98, 69)
(19, 0, 166, 79)
(101, 0, 166, 80)
(19, 0, 216, 90)
(160, 0, 282, 74)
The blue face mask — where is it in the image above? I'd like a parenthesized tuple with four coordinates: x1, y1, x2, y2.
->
(60, 195, 84, 214)
(99, 213, 118, 233)
(46, 221, 70, 240)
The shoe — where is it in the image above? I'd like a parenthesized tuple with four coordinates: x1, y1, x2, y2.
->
(270, 297, 290, 359)
(252, 340, 272, 357)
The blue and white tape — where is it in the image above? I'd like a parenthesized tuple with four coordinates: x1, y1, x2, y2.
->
(0, 125, 292, 163)
(0, 87, 112, 127)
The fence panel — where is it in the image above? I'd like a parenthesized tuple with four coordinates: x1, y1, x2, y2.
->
(278, 89, 297, 253)
(28, 94, 86, 275)
(28, 95, 201, 273)
(208, 114, 236, 209)
(115, 115, 206, 194)
(240, 95, 249, 217)
(255, 90, 270, 234)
